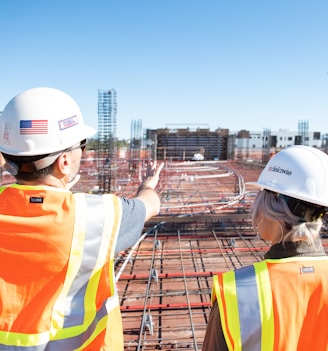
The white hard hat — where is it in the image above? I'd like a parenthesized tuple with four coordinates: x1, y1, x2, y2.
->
(0, 87, 96, 156)
(247, 145, 328, 207)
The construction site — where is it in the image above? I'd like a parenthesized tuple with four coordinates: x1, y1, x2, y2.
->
(79, 91, 328, 350)
(1, 90, 328, 350)
(74, 155, 328, 351)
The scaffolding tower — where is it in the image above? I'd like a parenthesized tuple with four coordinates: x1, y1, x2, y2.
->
(129, 119, 142, 174)
(298, 120, 309, 146)
(97, 89, 117, 193)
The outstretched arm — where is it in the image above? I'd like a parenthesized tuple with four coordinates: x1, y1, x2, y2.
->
(136, 162, 164, 221)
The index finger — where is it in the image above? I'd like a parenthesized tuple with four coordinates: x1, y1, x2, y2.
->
(154, 162, 164, 176)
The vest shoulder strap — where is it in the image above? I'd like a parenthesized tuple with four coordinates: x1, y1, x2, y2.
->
(213, 261, 274, 351)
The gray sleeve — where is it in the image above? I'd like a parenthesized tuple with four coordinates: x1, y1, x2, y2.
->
(114, 198, 146, 255)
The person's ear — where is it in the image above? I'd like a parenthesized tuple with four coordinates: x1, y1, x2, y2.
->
(55, 152, 71, 176)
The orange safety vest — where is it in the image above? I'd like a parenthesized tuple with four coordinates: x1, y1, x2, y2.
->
(212, 257, 328, 351)
(0, 184, 123, 350)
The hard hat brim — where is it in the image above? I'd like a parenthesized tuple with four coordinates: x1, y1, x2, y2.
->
(83, 125, 97, 139)
(246, 181, 328, 208)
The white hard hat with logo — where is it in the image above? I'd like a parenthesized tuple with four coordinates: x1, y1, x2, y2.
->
(247, 145, 328, 208)
(0, 87, 96, 156)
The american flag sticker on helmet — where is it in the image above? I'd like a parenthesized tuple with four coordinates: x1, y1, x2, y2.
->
(20, 120, 48, 135)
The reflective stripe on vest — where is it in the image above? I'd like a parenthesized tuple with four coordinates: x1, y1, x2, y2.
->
(212, 261, 274, 351)
(0, 192, 122, 350)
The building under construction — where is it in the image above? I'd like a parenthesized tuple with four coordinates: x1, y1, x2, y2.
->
(146, 127, 233, 161)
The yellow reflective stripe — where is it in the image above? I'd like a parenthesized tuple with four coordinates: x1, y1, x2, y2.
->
(109, 259, 115, 294)
(105, 195, 122, 294)
(74, 314, 109, 351)
(83, 195, 120, 324)
(223, 271, 241, 351)
(214, 271, 241, 351)
(102, 195, 122, 261)
(8, 184, 39, 190)
(254, 261, 274, 351)
(0, 184, 51, 194)
(79, 195, 121, 346)
(107, 196, 122, 261)
(214, 275, 233, 351)
(85, 194, 122, 321)
(51, 193, 87, 337)
(0, 184, 70, 197)
(8, 184, 69, 192)
(9, 184, 39, 189)
(0, 329, 50, 347)
(213, 275, 231, 350)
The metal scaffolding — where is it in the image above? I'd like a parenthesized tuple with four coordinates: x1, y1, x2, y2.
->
(129, 119, 143, 174)
(298, 120, 309, 146)
(97, 89, 117, 193)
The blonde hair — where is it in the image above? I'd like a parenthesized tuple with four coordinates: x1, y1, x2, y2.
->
(251, 190, 323, 247)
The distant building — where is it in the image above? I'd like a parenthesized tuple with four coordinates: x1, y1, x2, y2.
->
(146, 127, 232, 161)
(236, 129, 324, 161)
(247, 129, 322, 149)
(145, 127, 326, 162)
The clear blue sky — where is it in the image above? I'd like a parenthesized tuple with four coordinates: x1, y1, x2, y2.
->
(1, 0, 328, 140)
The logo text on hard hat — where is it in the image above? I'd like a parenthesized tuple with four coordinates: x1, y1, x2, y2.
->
(59, 115, 79, 130)
(268, 165, 292, 176)
(2, 122, 12, 144)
